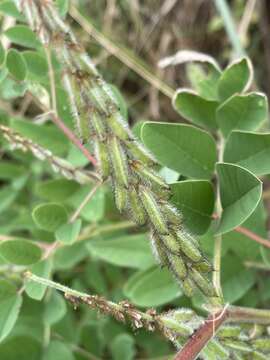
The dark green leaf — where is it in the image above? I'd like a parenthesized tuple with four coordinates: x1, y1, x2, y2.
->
(55, 220, 81, 244)
(171, 180, 215, 235)
(22, 51, 48, 78)
(111, 333, 135, 360)
(0, 336, 41, 360)
(32, 203, 68, 232)
(141, 122, 217, 179)
(217, 57, 252, 101)
(224, 131, 270, 176)
(216, 163, 262, 234)
(173, 89, 219, 130)
(216, 93, 267, 137)
(124, 266, 181, 307)
(4, 25, 41, 48)
(0, 42, 5, 66)
(35, 179, 79, 202)
(25, 259, 53, 300)
(44, 293, 67, 326)
(0, 239, 42, 265)
(0, 1, 26, 21)
(6, 49, 27, 81)
(43, 341, 74, 360)
(86, 234, 155, 269)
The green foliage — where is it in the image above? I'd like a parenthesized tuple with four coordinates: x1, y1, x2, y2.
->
(0, 2, 270, 358)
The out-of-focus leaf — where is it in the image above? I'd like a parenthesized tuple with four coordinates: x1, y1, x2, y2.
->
(0, 239, 41, 265)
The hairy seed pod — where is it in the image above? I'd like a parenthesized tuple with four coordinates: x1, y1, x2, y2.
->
(194, 258, 213, 273)
(222, 339, 252, 352)
(170, 308, 195, 322)
(177, 232, 202, 262)
(252, 338, 270, 352)
(150, 231, 169, 267)
(161, 203, 182, 226)
(160, 234, 181, 254)
(91, 110, 107, 141)
(139, 187, 168, 234)
(217, 325, 242, 339)
(132, 161, 170, 196)
(94, 140, 110, 179)
(114, 184, 128, 213)
(168, 253, 187, 279)
(126, 140, 156, 165)
(109, 137, 129, 187)
(190, 268, 216, 297)
(160, 316, 193, 336)
(252, 351, 269, 360)
(88, 85, 108, 114)
(107, 112, 131, 141)
(206, 340, 229, 359)
(129, 186, 147, 226)
(181, 277, 195, 298)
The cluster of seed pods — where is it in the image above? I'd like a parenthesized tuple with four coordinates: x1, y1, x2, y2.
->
(20, 0, 218, 300)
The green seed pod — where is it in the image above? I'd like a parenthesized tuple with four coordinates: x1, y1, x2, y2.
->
(114, 184, 128, 213)
(129, 186, 147, 226)
(161, 203, 182, 227)
(126, 140, 156, 165)
(190, 268, 216, 297)
(217, 325, 242, 339)
(201, 347, 218, 360)
(252, 338, 270, 352)
(160, 316, 193, 336)
(94, 140, 110, 179)
(252, 351, 269, 360)
(139, 187, 168, 234)
(107, 112, 131, 141)
(206, 339, 229, 359)
(91, 110, 107, 141)
(181, 277, 195, 298)
(177, 232, 202, 262)
(132, 161, 170, 197)
(109, 136, 129, 188)
(222, 339, 252, 353)
(194, 258, 213, 273)
(170, 308, 195, 322)
(150, 231, 169, 267)
(169, 253, 187, 279)
(88, 85, 108, 114)
(160, 234, 181, 254)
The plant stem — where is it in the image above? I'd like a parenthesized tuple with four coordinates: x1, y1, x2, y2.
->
(44, 45, 57, 113)
(228, 306, 270, 325)
(174, 309, 229, 360)
(23, 272, 195, 340)
(214, 0, 246, 57)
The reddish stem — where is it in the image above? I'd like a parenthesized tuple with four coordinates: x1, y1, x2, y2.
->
(174, 309, 228, 360)
(50, 113, 97, 166)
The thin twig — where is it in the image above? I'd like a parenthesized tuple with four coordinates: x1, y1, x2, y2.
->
(69, 181, 102, 223)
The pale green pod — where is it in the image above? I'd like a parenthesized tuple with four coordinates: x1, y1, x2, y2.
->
(88, 85, 108, 114)
(132, 161, 170, 197)
(177, 231, 202, 262)
(126, 140, 156, 165)
(114, 184, 128, 213)
(252, 351, 269, 360)
(160, 234, 181, 254)
(129, 186, 147, 226)
(181, 277, 195, 298)
(206, 339, 229, 359)
(160, 316, 193, 336)
(139, 187, 168, 234)
(252, 338, 270, 352)
(194, 258, 213, 273)
(170, 308, 195, 322)
(109, 136, 129, 188)
(91, 110, 107, 141)
(217, 325, 242, 339)
(161, 203, 182, 227)
(150, 231, 169, 267)
(168, 253, 187, 280)
(107, 112, 131, 141)
(201, 347, 218, 360)
(190, 268, 216, 297)
(94, 140, 110, 179)
(222, 339, 252, 353)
